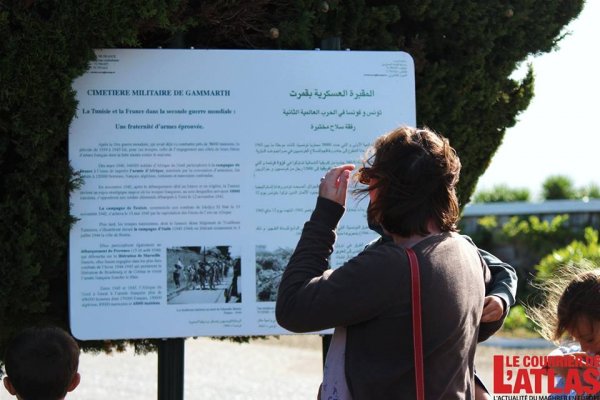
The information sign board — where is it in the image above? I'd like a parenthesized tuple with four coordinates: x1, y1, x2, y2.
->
(69, 49, 415, 339)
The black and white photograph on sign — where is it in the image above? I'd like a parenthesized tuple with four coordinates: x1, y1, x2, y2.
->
(256, 245, 293, 302)
(167, 246, 241, 304)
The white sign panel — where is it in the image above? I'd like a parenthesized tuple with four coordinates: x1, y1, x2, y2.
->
(69, 49, 415, 340)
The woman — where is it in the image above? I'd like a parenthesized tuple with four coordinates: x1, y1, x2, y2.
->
(276, 126, 490, 399)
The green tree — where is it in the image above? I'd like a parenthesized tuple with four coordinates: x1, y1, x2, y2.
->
(0, 0, 189, 356)
(0, 1, 585, 356)
(473, 184, 531, 203)
(578, 183, 600, 199)
(541, 175, 577, 200)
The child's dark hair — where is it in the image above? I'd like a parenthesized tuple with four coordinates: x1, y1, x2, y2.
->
(526, 261, 600, 342)
(555, 269, 600, 339)
(4, 326, 80, 400)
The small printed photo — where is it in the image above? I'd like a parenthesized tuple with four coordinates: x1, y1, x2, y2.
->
(167, 246, 241, 305)
(255, 245, 293, 302)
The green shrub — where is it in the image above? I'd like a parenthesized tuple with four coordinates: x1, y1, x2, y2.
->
(541, 175, 578, 200)
(462, 213, 591, 307)
(535, 227, 600, 282)
(473, 184, 531, 203)
(501, 305, 538, 336)
(501, 214, 575, 255)
(578, 183, 600, 199)
(497, 229, 600, 337)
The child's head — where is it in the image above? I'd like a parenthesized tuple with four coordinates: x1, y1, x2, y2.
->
(3, 326, 80, 400)
(528, 262, 600, 353)
(555, 269, 600, 353)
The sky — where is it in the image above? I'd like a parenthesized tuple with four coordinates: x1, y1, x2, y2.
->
(474, 1, 599, 200)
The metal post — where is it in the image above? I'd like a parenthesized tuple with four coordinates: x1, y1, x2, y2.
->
(321, 36, 341, 50)
(167, 32, 185, 49)
(158, 338, 185, 400)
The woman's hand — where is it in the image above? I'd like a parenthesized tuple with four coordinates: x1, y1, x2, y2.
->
(318, 164, 355, 207)
(481, 295, 505, 322)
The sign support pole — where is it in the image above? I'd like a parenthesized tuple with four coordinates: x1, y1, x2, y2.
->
(158, 338, 185, 400)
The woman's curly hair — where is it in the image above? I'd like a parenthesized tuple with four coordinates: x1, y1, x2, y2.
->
(353, 126, 461, 237)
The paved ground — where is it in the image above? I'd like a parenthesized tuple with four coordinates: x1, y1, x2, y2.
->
(0, 335, 556, 400)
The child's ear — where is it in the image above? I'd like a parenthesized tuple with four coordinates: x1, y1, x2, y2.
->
(3, 377, 18, 396)
(67, 372, 81, 393)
